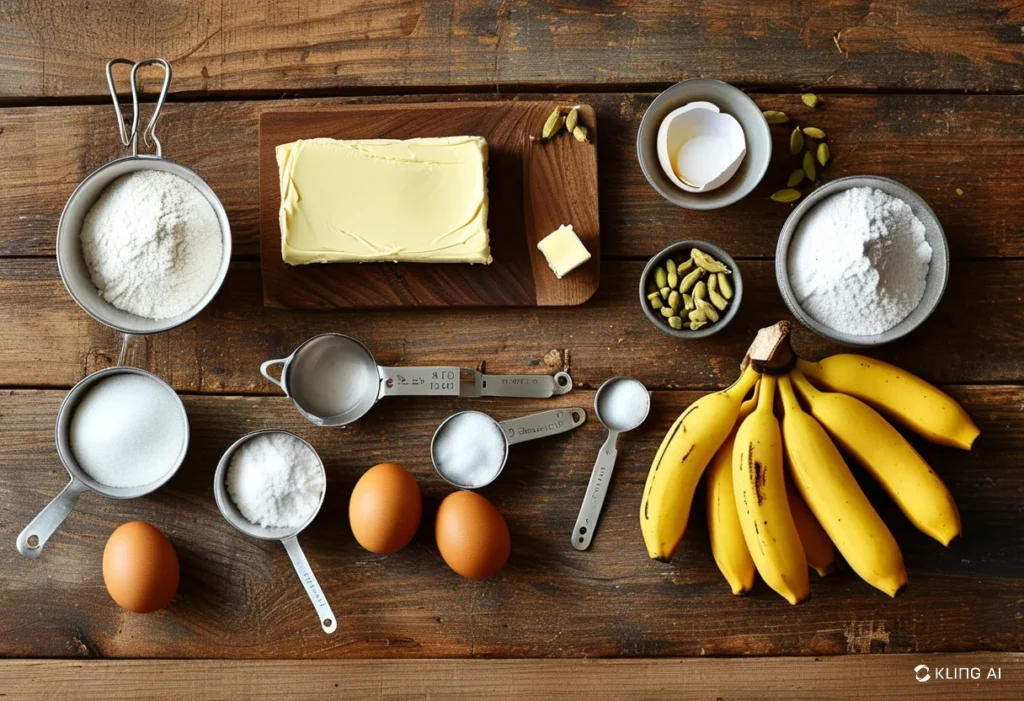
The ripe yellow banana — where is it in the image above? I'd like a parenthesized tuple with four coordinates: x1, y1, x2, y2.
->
(796, 355, 979, 451)
(732, 374, 809, 605)
(706, 392, 759, 595)
(641, 365, 760, 561)
(790, 370, 961, 546)
(778, 375, 907, 596)
(785, 478, 836, 577)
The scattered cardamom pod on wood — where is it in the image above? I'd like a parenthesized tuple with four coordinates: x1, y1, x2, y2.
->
(817, 142, 830, 167)
(787, 169, 805, 187)
(541, 108, 564, 140)
(802, 126, 827, 140)
(801, 93, 819, 108)
(790, 127, 804, 155)
(802, 150, 817, 181)
(771, 188, 802, 203)
(565, 107, 579, 133)
(572, 126, 589, 142)
(762, 110, 790, 124)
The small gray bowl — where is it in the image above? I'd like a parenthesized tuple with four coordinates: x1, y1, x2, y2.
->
(639, 241, 743, 339)
(776, 175, 949, 347)
(637, 79, 771, 210)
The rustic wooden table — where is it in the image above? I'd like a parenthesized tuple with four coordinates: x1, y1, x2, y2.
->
(0, 2, 1021, 698)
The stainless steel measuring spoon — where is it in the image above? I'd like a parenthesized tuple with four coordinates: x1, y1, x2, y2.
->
(16, 366, 190, 558)
(260, 333, 574, 427)
(56, 58, 232, 335)
(431, 408, 587, 489)
(213, 430, 337, 634)
(572, 377, 650, 550)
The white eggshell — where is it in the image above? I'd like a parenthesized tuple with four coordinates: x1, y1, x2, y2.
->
(656, 102, 747, 193)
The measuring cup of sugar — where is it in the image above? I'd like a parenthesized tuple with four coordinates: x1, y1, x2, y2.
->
(260, 333, 574, 427)
(16, 366, 190, 558)
(56, 58, 232, 335)
(572, 377, 650, 550)
(431, 408, 587, 489)
(213, 430, 337, 634)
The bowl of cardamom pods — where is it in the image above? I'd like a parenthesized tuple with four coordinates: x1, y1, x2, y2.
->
(639, 241, 742, 338)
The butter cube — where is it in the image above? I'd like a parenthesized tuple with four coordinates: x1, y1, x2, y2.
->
(536, 224, 591, 279)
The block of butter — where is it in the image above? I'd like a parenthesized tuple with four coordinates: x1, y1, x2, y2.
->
(536, 224, 591, 279)
(277, 136, 491, 265)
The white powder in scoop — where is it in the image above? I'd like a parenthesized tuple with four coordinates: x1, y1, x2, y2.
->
(432, 412, 507, 488)
(787, 187, 932, 336)
(81, 169, 223, 320)
(70, 373, 187, 488)
(598, 379, 649, 430)
(227, 433, 324, 529)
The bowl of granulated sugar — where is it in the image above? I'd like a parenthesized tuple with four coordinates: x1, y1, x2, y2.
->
(776, 175, 948, 347)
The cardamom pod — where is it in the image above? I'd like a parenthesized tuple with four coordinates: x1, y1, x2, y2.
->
(572, 125, 589, 142)
(661, 306, 674, 319)
(665, 258, 677, 276)
(689, 308, 706, 323)
(690, 320, 707, 331)
(646, 291, 661, 303)
(762, 110, 789, 124)
(565, 107, 579, 133)
(668, 316, 683, 330)
(771, 188, 801, 203)
(696, 297, 720, 323)
(708, 273, 718, 294)
(683, 293, 695, 311)
(659, 286, 671, 300)
(717, 272, 733, 299)
(677, 257, 695, 274)
(650, 296, 663, 310)
(787, 168, 805, 187)
(654, 266, 667, 289)
(679, 268, 703, 293)
(667, 271, 678, 290)
(802, 150, 816, 181)
(817, 142, 830, 167)
(709, 288, 728, 311)
(790, 127, 804, 155)
(541, 108, 565, 140)
(691, 248, 730, 274)
(802, 126, 826, 140)
(693, 280, 707, 303)
(668, 290, 681, 312)
(801, 93, 819, 108)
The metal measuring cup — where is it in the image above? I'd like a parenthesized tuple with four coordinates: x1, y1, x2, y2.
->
(213, 430, 337, 634)
(260, 333, 574, 427)
(16, 366, 190, 558)
(55, 58, 232, 335)
(572, 377, 650, 550)
(431, 408, 587, 489)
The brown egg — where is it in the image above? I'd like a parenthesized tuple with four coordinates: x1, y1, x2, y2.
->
(102, 521, 179, 613)
(349, 463, 422, 554)
(435, 491, 510, 579)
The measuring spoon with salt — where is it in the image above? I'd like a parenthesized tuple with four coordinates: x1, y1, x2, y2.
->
(572, 377, 650, 551)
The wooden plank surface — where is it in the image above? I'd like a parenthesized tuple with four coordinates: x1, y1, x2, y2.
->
(257, 102, 599, 308)
(1, 655, 1021, 700)
(1, 1, 1024, 98)
(0, 258, 1021, 392)
(1, 388, 1020, 658)
(1, 93, 1022, 261)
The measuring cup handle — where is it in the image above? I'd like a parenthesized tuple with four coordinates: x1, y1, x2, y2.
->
(572, 432, 619, 551)
(281, 536, 337, 634)
(16, 478, 88, 558)
(478, 371, 573, 398)
(378, 366, 462, 397)
(260, 358, 287, 390)
(499, 407, 587, 446)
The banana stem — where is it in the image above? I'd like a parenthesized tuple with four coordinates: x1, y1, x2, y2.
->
(756, 374, 777, 412)
(789, 369, 821, 401)
(726, 364, 761, 402)
(777, 374, 802, 415)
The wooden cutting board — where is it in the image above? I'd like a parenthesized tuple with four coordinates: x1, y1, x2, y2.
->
(258, 102, 600, 308)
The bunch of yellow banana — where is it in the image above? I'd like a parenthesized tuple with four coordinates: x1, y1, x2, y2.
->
(641, 336, 978, 604)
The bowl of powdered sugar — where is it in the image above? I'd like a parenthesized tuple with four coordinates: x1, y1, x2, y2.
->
(776, 176, 948, 346)
(57, 157, 232, 334)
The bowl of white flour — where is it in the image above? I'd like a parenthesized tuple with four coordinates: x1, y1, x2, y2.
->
(776, 175, 948, 346)
(56, 156, 232, 334)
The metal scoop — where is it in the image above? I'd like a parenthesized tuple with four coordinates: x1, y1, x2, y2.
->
(260, 333, 574, 427)
(431, 408, 587, 489)
(16, 366, 190, 558)
(213, 430, 336, 634)
(572, 377, 650, 550)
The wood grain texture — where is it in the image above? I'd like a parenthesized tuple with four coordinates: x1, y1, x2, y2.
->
(257, 102, 599, 308)
(0, 93, 1021, 260)
(1, 258, 1022, 393)
(1, 388, 1020, 658)
(1, 655, 1021, 700)
(1, 1, 1024, 98)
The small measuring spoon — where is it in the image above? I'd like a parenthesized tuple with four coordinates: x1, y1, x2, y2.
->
(17, 366, 189, 558)
(431, 408, 587, 489)
(213, 430, 336, 634)
(572, 377, 650, 550)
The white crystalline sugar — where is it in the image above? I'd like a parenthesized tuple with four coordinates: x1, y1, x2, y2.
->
(227, 433, 324, 529)
(787, 187, 932, 336)
(433, 412, 507, 488)
(598, 379, 649, 430)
